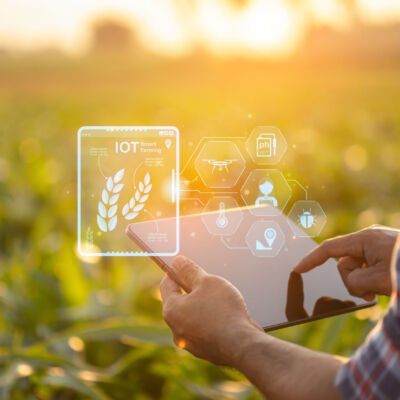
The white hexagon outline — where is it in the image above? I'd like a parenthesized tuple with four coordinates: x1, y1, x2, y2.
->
(201, 196, 243, 236)
(194, 141, 246, 188)
(287, 200, 327, 237)
(246, 126, 288, 165)
(240, 169, 292, 214)
(245, 220, 286, 258)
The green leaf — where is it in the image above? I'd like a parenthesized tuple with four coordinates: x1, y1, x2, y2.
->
(42, 373, 110, 400)
(0, 352, 73, 369)
(31, 319, 173, 351)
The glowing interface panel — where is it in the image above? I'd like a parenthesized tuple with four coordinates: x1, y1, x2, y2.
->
(78, 126, 179, 256)
(178, 126, 327, 259)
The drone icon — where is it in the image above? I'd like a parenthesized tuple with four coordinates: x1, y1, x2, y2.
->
(203, 159, 238, 173)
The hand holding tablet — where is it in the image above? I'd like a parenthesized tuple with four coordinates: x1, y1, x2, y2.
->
(127, 206, 376, 331)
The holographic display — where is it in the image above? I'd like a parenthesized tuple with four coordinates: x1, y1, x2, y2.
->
(78, 126, 179, 256)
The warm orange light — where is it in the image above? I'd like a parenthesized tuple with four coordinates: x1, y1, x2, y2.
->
(196, 0, 301, 57)
(68, 336, 85, 352)
(357, 0, 400, 24)
(177, 339, 186, 349)
(161, 177, 173, 203)
(17, 364, 33, 377)
(1, 0, 400, 57)
(344, 145, 368, 171)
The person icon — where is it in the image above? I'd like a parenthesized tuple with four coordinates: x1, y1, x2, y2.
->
(255, 179, 278, 208)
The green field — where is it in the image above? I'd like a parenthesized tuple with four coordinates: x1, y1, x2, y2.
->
(0, 53, 399, 399)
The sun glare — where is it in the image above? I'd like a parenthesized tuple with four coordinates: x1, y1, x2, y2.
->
(357, 0, 400, 23)
(307, 0, 352, 28)
(238, 0, 301, 55)
(196, 0, 301, 57)
(0, 0, 399, 57)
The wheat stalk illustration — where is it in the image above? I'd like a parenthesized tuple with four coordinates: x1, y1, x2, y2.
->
(97, 168, 125, 232)
(122, 172, 152, 220)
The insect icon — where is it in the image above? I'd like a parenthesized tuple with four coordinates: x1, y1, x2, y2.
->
(299, 210, 315, 229)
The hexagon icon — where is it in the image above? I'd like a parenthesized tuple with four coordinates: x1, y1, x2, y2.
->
(245, 220, 285, 258)
(246, 126, 287, 165)
(194, 141, 246, 188)
(288, 200, 327, 237)
(240, 169, 292, 216)
(201, 196, 243, 236)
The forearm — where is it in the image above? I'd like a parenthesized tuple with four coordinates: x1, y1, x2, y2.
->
(233, 327, 345, 399)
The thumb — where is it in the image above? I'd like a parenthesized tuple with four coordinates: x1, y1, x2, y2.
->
(172, 255, 206, 291)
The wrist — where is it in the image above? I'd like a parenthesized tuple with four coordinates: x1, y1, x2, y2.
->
(226, 321, 266, 369)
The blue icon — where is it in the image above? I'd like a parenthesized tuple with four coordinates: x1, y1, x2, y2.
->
(255, 179, 278, 208)
(256, 133, 277, 157)
(255, 228, 277, 250)
(216, 202, 228, 228)
(246, 220, 285, 258)
(299, 210, 315, 229)
(288, 200, 327, 238)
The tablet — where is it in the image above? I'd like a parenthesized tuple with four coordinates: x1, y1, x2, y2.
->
(126, 206, 376, 331)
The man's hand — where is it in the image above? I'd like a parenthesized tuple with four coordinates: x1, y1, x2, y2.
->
(160, 255, 262, 367)
(160, 255, 344, 399)
(294, 226, 399, 301)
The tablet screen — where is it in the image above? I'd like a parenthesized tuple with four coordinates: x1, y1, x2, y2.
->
(127, 206, 375, 330)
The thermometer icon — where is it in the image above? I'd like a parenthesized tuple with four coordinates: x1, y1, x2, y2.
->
(216, 202, 228, 228)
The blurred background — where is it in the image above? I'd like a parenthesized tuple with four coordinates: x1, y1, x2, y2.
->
(1, 0, 400, 398)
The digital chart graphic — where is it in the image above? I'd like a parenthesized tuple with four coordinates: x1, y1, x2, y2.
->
(78, 126, 179, 256)
(179, 126, 327, 259)
(77, 125, 326, 258)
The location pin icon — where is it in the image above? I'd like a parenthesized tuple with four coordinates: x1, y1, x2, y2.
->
(165, 139, 172, 149)
(264, 228, 277, 248)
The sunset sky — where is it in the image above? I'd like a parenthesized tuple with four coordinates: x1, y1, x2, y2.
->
(1, 0, 400, 57)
